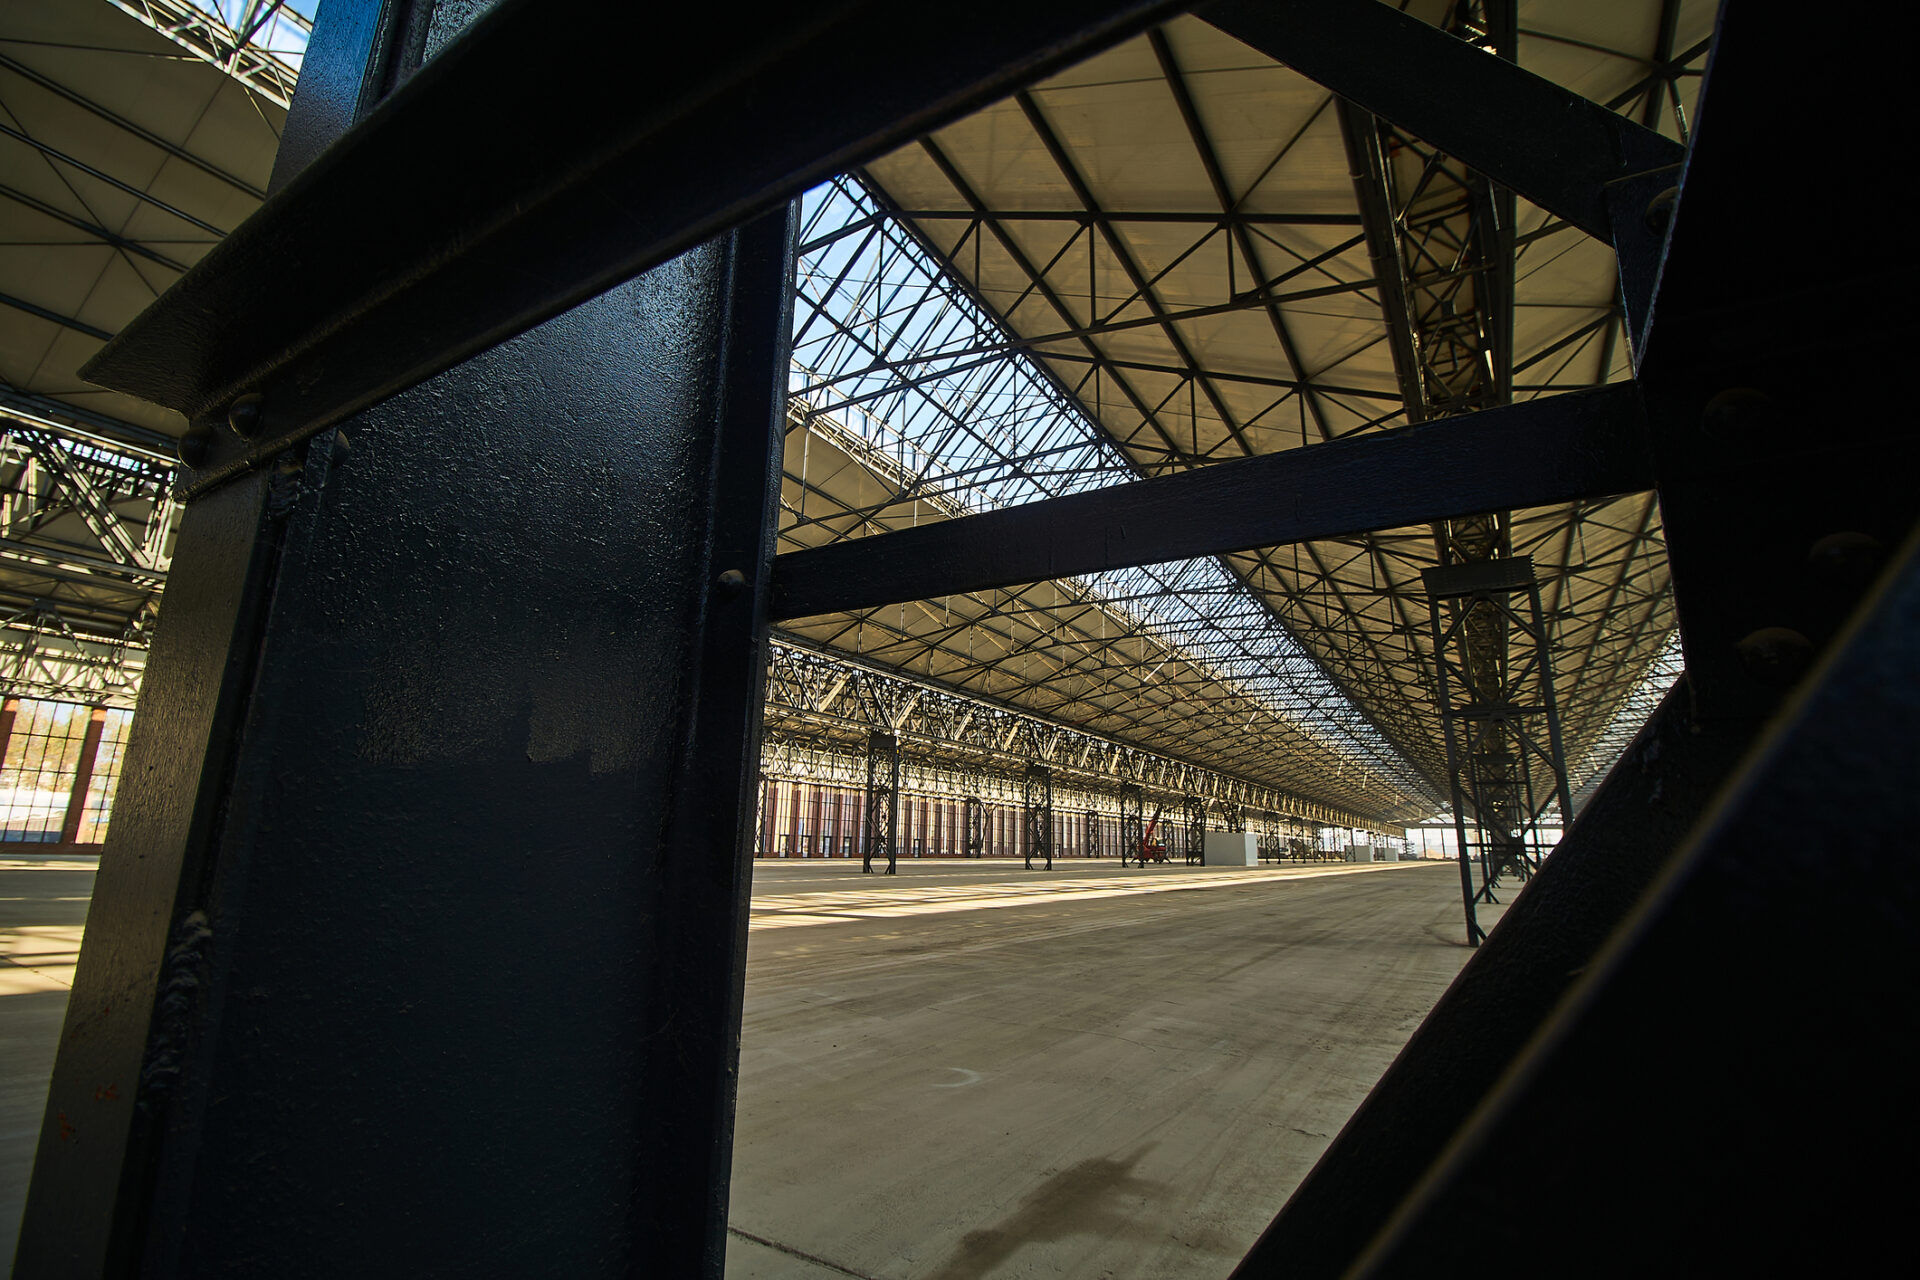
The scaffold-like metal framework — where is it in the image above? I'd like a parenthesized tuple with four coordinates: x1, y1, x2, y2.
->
(1182, 794, 1206, 865)
(105, 1, 312, 110)
(861, 730, 900, 874)
(2, 0, 1689, 845)
(1021, 763, 1053, 870)
(1425, 555, 1576, 945)
(0, 417, 173, 706)
(23, 1, 1919, 1271)
(1119, 782, 1144, 867)
(773, 3, 1704, 830)
(760, 636, 1381, 835)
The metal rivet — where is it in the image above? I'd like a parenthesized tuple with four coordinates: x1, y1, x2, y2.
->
(1700, 387, 1775, 438)
(1735, 627, 1814, 685)
(176, 423, 213, 468)
(1644, 185, 1680, 235)
(1807, 531, 1883, 589)
(331, 429, 351, 461)
(227, 392, 265, 438)
(716, 568, 748, 595)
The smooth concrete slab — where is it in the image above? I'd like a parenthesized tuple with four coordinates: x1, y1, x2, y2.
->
(5, 854, 1470, 1276)
(731, 857, 1466, 1278)
(1202, 831, 1258, 867)
(1, 855, 95, 1265)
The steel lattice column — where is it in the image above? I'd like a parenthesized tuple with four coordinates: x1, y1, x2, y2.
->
(863, 730, 900, 874)
(1021, 759, 1052, 871)
(963, 794, 984, 858)
(1119, 783, 1144, 868)
(1183, 794, 1207, 865)
(1023, 763, 1053, 870)
(1424, 555, 1574, 945)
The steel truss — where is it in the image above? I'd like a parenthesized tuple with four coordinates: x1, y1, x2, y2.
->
(1182, 794, 1206, 865)
(106, 1, 312, 110)
(0, 412, 176, 706)
(1424, 557, 1575, 945)
(1118, 783, 1144, 867)
(963, 794, 985, 857)
(861, 730, 900, 874)
(1333, 2, 1684, 858)
(37, 1, 1920, 1273)
(1021, 764, 1053, 870)
(792, 9, 1712, 828)
(786, 174, 1438, 820)
(761, 636, 1385, 834)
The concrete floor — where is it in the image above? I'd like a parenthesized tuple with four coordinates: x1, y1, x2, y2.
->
(1, 853, 94, 1267)
(1, 854, 1485, 1276)
(728, 858, 1474, 1280)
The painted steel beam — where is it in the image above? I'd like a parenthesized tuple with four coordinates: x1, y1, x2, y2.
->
(1200, 0, 1685, 240)
(771, 384, 1653, 620)
(79, 0, 1182, 476)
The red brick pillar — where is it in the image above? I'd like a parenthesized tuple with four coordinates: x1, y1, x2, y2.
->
(59, 707, 108, 846)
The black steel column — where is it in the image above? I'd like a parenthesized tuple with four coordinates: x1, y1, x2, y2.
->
(963, 793, 984, 858)
(1084, 807, 1102, 857)
(1183, 795, 1207, 865)
(1023, 764, 1053, 870)
(863, 731, 899, 874)
(14, 2, 796, 1273)
(1424, 555, 1575, 946)
(1119, 783, 1144, 867)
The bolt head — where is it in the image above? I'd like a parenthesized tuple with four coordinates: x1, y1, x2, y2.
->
(1736, 626, 1814, 685)
(1808, 531, 1884, 591)
(716, 568, 748, 595)
(227, 392, 265, 438)
(176, 423, 214, 468)
(1700, 387, 1778, 439)
(1644, 185, 1680, 235)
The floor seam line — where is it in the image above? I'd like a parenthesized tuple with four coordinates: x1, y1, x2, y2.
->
(727, 1225, 885, 1279)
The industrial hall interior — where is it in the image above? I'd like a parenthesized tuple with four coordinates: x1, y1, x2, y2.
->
(1, 0, 1912, 1277)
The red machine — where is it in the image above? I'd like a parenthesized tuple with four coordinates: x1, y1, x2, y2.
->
(1139, 805, 1169, 863)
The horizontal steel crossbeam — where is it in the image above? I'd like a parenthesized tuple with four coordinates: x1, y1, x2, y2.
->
(81, 0, 1184, 480)
(1200, 0, 1685, 240)
(771, 384, 1653, 619)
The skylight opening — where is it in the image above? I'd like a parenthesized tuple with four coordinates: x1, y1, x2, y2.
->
(108, 0, 314, 108)
(791, 175, 1435, 811)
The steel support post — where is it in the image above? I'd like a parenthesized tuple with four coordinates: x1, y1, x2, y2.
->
(963, 794, 984, 858)
(1022, 763, 1053, 870)
(1423, 556, 1574, 945)
(862, 731, 900, 875)
(1182, 794, 1206, 865)
(1084, 807, 1102, 857)
(14, 3, 796, 1273)
(1119, 783, 1144, 868)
